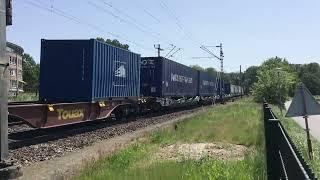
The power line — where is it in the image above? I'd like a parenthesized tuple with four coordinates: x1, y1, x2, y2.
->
(23, 0, 153, 51)
(99, 0, 172, 45)
(132, 0, 161, 24)
(164, 44, 176, 58)
(159, 0, 200, 47)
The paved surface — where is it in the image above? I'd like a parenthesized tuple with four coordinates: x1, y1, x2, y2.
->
(285, 101, 320, 140)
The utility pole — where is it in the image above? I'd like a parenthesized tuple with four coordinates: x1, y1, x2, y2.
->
(217, 43, 224, 100)
(0, 0, 9, 162)
(0, 0, 22, 178)
(154, 44, 163, 57)
(240, 65, 242, 96)
(199, 43, 224, 101)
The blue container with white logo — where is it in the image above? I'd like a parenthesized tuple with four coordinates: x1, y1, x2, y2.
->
(140, 57, 198, 97)
(198, 71, 217, 96)
(40, 39, 140, 103)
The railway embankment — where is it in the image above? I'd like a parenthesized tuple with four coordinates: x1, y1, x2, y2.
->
(16, 105, 214, 180)
(73, 98, 266, 179)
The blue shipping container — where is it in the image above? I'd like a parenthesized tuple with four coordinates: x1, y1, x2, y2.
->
(224, 83, 231, 95)
(140, 57, 198, 97)
(40, 39, 141, 103)
(198, 71, 217, 96)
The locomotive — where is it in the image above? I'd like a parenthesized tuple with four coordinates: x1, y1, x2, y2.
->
(8, 39, 243, 128)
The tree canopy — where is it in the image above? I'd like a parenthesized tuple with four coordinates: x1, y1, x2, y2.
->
(293, 63, 320, 95)
(22, 53, 40, 92)
(251, 57, 298, 107)
(96, 37, 129, 50)
(243, 66, 259, 94)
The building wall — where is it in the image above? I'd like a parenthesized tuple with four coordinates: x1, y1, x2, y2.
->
(6, 45, 23, 96)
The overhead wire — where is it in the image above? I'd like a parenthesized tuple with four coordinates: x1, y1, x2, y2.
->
(23, 0, 154, 52)
(99, 0, 173, 45)
(132, 0, 161, 24)
(159, 0, 201, 47)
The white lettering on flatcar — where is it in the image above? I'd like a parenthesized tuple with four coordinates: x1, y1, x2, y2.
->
(170, 73, 193, 84)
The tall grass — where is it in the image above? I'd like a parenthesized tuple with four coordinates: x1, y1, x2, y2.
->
(272, 106, 320, 177)
(76, 98, 267, 180)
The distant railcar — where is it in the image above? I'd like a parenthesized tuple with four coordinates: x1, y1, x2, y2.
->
(198, 71, 217, 97)
(140, 57, 199, 97)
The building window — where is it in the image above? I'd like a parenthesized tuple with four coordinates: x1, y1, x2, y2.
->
(9, 57, 16, 66)
(10, 70, 14, 76)
(11, 80, 17, 88)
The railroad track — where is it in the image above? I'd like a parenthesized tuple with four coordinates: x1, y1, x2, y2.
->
(8, 104, 203, 150)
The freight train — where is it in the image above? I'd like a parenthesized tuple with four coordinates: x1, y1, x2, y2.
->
(8, 39, 243, 128)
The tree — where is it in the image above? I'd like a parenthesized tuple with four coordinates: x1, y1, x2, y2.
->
(243, 66, 259, 94)
(293, 63, 320, 95)
(205, 67, 217, 77)
(190, 65, 218, 77)
(190, 65, 205, 71)
(96, 37, 129, 50)
(252, 57, 298, 108)
(22, 53, 40, 92)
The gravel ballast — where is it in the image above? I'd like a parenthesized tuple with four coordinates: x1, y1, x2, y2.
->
(9, 106, 212, 167)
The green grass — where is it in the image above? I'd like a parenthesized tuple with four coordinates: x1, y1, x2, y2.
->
(8, 92, 38, 102)
(272, 106, 320, 177)
(75, 98, 267, 180)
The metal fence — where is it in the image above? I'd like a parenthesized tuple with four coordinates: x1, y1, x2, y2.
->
(263, 101, 317, 180)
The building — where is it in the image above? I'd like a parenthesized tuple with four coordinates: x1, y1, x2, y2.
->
(6, 42, 24, 96)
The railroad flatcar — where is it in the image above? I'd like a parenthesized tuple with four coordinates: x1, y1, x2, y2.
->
(8, 39, 243, 129)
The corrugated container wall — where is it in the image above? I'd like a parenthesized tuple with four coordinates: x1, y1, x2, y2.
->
(140, 57, 198, 97)
(198, 71, 217, 96)
(40, 39, 140, 103)
(224, 83, 231, 95)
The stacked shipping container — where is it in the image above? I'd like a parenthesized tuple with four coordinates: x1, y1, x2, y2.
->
(140, 57, 199, 97)
(40, 39, 141, 103)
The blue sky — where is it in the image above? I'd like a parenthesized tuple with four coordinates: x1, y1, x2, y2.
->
(7, 0, 320, 72)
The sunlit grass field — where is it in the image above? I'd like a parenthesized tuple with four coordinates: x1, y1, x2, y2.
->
(75, 98, 266, 180)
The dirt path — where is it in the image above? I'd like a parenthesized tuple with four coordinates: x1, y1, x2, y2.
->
(18, 107, 210, 180)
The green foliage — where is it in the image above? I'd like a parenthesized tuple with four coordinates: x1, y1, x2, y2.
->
(96, 37, 129, 50)
(76, 99, 266, 180)
(190, 65, 218, 77)
(22, 53, 40, 92)
(293, 63, 320, 95)
(252, 57, 298, 107)
(8, 92, 38, 102)
(272, 106, 320, 177)
(243, 66, 259, 94)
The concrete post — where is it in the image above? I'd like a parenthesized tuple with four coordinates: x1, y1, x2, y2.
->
(0, 0, 8, 161)
(0, 1, 22, 178)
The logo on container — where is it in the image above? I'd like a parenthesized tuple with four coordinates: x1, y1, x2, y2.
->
(115, 65, 126, 78)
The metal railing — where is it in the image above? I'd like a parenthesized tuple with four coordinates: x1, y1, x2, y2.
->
(263, 101, 317, 180)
